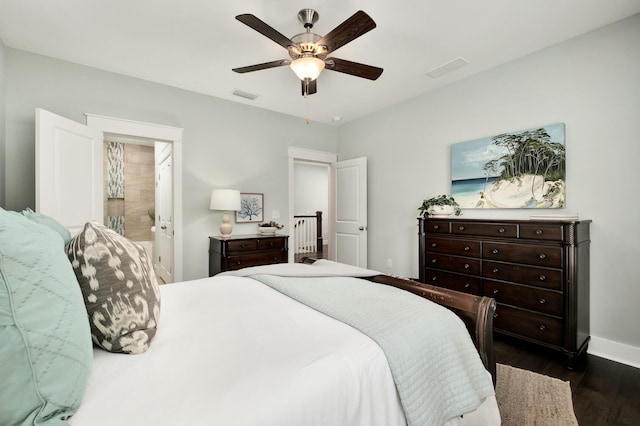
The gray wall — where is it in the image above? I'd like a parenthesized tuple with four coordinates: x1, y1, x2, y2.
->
(4, 49, 338, 279)
(338, 15, 640, 357)
(0, 37, 6, 207)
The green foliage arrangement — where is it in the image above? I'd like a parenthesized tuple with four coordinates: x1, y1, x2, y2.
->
(418, 195, 462, 218)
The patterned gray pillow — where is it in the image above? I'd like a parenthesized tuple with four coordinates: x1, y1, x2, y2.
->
(67, 222, 160, 354)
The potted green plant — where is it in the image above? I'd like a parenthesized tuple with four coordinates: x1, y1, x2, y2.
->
(418, 195, 462, 218)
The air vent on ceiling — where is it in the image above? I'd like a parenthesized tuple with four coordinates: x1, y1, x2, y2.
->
(232, 89, 258, 100)
(425, 57, 469, 79)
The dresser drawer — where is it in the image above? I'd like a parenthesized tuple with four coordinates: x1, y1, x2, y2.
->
(425, 253, 481, 275)
(227, 240, 259, 253)
(483, 241, 562, 268)
(482, 261, 562, 290)
(493, 304, 563, 347)
(257, 238, 285, 250)
(520, 223, 565, 241)
(423, 268, 481, 294)
(484, 279, 562, 316)
(426, 237, 481, 257)
(226, 252, 287, 270)
(451, 222, 518, 238)
(423, 220, 449, 233)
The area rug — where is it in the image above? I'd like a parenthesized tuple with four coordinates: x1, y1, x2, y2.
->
(496, 363, 578, 426)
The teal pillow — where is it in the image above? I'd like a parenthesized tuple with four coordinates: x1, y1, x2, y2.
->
(0, 208, 92, 425)
(20, 207, 72, 245)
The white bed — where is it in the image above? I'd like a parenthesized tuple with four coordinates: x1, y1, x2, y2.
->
(70, 263, 500, 426)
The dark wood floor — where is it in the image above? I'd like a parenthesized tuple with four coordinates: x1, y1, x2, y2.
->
(294, 246, 329, 263)
(494, 334, 640, 426)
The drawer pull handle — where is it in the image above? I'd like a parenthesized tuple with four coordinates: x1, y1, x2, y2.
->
(464, 246, 470, 251)
(493, 268, 499, 273)
(269, 242, 274, 247)
(464, 283, 470, 288)
(492, 249, 499, 254)
(539, 298, 546, 304)
(493, 289, 499, 294)
(433, 225, 439, 230)
(498, 228, 506, 233)
(493, 313, 499, 319)
(539, 275, 546, 281)
(431, 259, 437, 264)
(458, 225, 465, 231)
(536, 229, 543, 235)
(539, 253, 547, 259)
(240, 244, 246, 248)
(236, 261, 241, 265)
(273, 257, 278, 261)
(464, 263, 470, 269)
(431, 277, 437, 281)
(431, 243, 437, 247)
(539, 325, 546, 331)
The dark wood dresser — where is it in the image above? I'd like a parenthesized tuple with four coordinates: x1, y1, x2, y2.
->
(418, 217, 591, 367)
(209, 234, 289, 276)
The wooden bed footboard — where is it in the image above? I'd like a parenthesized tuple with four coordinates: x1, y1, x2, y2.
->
(300, 258, 497, 386)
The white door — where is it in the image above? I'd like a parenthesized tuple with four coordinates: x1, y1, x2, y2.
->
(332, 157, 367, 268)
(36, 108, 103, 235)
(155, 145, 173, 283)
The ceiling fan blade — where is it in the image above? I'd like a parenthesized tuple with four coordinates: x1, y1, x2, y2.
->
(232, 59, 290, 73)
(236, 14, 294, 50)
(316, 10, 376, 54)
(325, 57, 383, 80)
(301, 79, 317, 96)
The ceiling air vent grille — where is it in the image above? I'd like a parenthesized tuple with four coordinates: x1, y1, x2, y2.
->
(232, 89, 258, 100)
(426, 57, 469, 79)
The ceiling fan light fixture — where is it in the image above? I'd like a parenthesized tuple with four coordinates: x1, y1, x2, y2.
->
(290, 56, 325, 81)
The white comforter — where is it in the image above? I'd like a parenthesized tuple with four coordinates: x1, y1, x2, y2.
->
(71, 269, 499, 426)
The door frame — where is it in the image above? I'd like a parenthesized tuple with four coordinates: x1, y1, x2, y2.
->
(288, 147, 337, 263)
(86, 113, 184, 282)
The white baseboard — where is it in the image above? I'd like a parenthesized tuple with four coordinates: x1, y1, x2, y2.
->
(588, 336, 640, 369)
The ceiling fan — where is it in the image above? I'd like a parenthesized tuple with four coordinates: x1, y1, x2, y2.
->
(232, 9, 383, 97)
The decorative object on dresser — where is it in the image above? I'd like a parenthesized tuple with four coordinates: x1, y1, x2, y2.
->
(418, 194, 462, 218)
(236, 193, 264, 223)
(209, 189, 241, 237)
(258, 220, 284, 235)
(418, 217, 590, 368)
(209, 234, 289, 276)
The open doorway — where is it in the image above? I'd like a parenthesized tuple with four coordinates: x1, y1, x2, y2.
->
(102, 135, 174, 284)
(288, 147, 368, 267)
(86, 114, 183, 282)
(288, 147, 337, 263)
(293, 160, 329, 262)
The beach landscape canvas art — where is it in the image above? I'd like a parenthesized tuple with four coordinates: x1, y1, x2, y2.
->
(451, 123, 565, 209)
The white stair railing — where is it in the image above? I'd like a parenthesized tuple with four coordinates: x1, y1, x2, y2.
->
(293, 211, 323, 255)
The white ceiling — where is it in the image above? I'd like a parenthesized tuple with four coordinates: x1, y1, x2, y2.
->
(1, 1, 639, 125)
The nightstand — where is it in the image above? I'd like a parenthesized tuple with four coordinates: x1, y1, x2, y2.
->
(208, 234, 289, 276)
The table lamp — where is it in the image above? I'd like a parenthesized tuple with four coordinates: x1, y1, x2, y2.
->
(209, 189, 241, 237)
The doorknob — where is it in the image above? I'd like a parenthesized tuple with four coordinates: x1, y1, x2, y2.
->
(359, 226, 367, 231)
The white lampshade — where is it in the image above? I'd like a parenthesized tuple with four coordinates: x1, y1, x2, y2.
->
(290, 56, 325, 81)
(210, 189, 241, 211)
(210, 189, 241, 238)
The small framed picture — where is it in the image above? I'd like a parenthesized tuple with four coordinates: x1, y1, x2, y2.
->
(236, 193, 264, 223)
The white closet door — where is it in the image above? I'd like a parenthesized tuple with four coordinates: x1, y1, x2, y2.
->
(36, 108, 104, 236)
